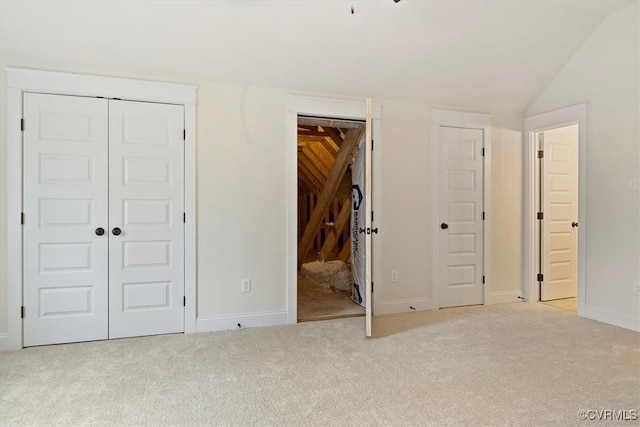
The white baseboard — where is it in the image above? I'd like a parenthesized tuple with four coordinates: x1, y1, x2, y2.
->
(487, 290, 522, 305)
(196, 311, 288, 333)
(375, 298, 434, 315)
(0, 333, 11, 352)
(584, 306, 640, 332)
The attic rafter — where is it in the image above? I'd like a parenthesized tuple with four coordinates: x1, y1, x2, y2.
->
(297, 166, 317, 192)
(297, 125, 329, 137)
(298, 159, 324, 191)
(301, 146, 331, 177)
(325, 128, 344, 147)
(320, 138, 339, 157)
(307, 143, 335, 173)
(298, 126, 365, 268)
(319, 197, 351, 261)
(338, 237, 351, 263)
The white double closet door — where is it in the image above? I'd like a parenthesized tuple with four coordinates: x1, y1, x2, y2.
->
(23, 93, 185, 347)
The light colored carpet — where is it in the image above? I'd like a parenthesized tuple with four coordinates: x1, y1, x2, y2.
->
(1, 303, 639, 426)
(543, 297, 578, 312)
(297, 275, 364, 322)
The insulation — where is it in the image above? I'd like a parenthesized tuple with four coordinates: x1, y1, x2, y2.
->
(300, 260, 353, 292)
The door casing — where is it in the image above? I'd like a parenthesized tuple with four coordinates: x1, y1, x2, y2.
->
(4, 68, 197, 351)
(430, 109, 493, 309)
(285, 95, 382, 327)
(523, 104, 587, 316)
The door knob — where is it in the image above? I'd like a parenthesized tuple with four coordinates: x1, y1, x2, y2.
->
(112, 227, 122, 236)
(441, 223, 449, 230)
(571, 222, 578, 228)
(95, 227, 105, 236)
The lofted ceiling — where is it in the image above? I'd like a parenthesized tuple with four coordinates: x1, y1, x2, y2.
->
(0, 0, 633, 114)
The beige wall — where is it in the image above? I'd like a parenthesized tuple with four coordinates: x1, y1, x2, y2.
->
(0, 72, 524, 336)
(195, 82, 289, 318)
(527, 1, 640, 326)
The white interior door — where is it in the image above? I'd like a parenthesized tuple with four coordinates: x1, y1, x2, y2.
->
(365, 100, 373, 337)
(108, 100, 185, 338)
(438, 126, 484, 308)
(23, 93, 109, 346)
(540, 125, 578, 301)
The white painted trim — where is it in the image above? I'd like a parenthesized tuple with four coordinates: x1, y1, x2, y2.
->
(196, 311, 288, 332)
(286, 95, 383, 326)
(584, 306, 640, 332)
(4, 68, 197, 350)
(4, 87, 23, 351)
(0, 334, 9, 351)
(487, 291, 522, 305)
(6, 67, 196, 105)
(430, 109, 493, 309)
(287, 94, 382, 120)
(376, 298, 434, 315)
(523, 104, 587, 317)
(184, 104, 197, 334)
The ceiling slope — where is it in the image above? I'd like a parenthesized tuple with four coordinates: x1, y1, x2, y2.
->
(0, 0, 632, 114)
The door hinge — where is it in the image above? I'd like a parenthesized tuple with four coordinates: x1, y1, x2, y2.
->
(183, 212, 186, 223)
(183, 129, 186, 141)
(371, 211, 374, 222)
(482, 148, 485, 157)
(482, 212, 485, 220)
(371, 282, 374, 293)
(538, 150, 544, 159)
(371, 139, 374, 151)
(20, 212, 24, 225)
(537, 212, 544, 220)
(482, 275, 485, 284)
(21, 306, 24, 318)
(537, 273, 544, 282)
(20, 118, 24, 131)
(183, 296, 186, 307)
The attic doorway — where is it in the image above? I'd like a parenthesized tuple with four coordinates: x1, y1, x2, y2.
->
(296, 116, 366, 322)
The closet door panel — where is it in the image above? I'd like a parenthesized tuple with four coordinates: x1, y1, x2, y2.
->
(108, 100, 185, 338)
(23, 93, 109, 346)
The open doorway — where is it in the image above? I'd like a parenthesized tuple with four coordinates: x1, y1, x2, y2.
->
(524, 104, 587, 317)
(536, 124, 580, 313)
(296, 116, 366, 322)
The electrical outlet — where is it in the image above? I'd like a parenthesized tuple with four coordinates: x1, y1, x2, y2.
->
(241, 279, 251, 293)
(391, 270, 399, 283)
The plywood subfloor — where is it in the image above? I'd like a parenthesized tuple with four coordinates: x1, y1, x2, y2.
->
(297, 275, 364, 322)
(542, 297, 577, 312)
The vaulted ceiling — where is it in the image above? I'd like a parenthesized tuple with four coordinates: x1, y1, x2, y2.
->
(0, 0, 632, 113)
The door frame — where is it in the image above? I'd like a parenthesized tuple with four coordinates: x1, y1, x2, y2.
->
(430, 109, 492, 309)
(523, 103, 587, 316)
(3, 68, 198, 350)
(285, 95, 382, 324)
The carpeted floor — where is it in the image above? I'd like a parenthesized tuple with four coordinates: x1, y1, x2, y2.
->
(1, 303, 638, 426)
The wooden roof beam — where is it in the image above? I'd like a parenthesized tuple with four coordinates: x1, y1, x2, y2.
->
(297, 126, 365, 268)
(319, 198, 351, 262)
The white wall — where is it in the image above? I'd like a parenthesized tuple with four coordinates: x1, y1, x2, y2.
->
(376, 103, 523, 313)
(527, 1, 640, 329)
(0, 68, 525, 339)
(195, 83, 289, 322)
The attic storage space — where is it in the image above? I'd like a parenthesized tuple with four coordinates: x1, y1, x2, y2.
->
(297, 117, 366, 321)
